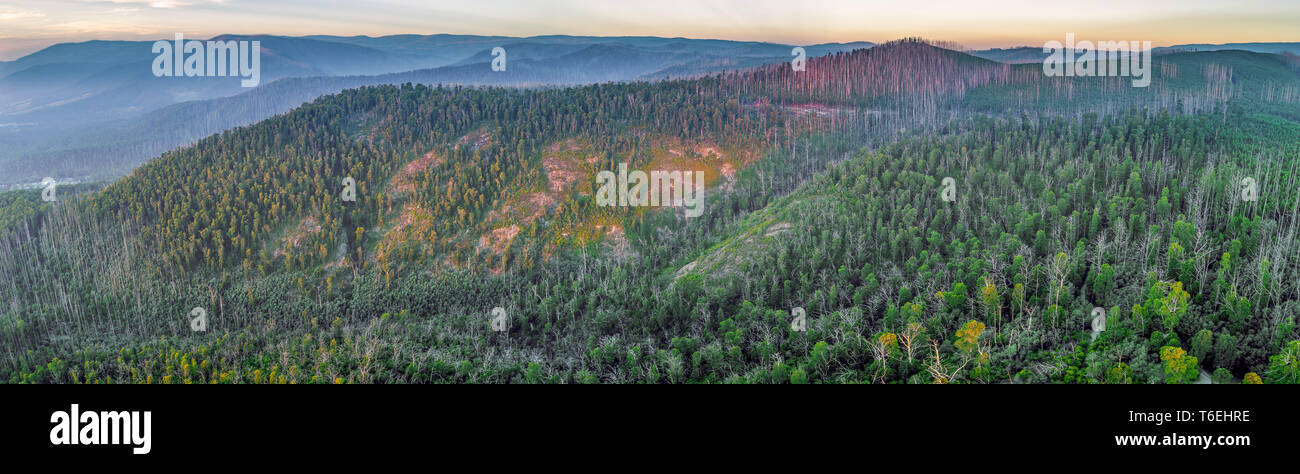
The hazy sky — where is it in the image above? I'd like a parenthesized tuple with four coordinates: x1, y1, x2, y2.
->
(2, 0, 1298, 60)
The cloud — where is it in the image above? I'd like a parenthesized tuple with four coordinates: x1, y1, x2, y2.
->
(65, 0, 228, 8)
(0, 8, 46, 21)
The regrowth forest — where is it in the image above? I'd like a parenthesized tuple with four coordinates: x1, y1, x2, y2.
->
(2, 39, 1299, 384)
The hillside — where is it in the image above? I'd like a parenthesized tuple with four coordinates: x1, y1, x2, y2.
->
(677, 110, 1300, 382)
(1, 40, 1297, 384)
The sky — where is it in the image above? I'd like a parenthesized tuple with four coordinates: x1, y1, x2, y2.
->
(1, 0, 1298, 60)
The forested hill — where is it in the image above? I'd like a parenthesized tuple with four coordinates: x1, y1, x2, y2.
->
(677, 110, 1300, 383)
(1, 39, 1298, 384)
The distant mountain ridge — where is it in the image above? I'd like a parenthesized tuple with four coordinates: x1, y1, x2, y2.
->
(0, 34, 873, 187)
(6, 35, 1289, 188)
(968, 41, 1300, 63)
(1156, 42, 1300, 55)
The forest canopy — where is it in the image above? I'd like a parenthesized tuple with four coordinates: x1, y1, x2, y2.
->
(1, 40, 1297, 384)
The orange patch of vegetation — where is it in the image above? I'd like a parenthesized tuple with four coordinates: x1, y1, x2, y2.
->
(601, 223, 633, 259)
(481, 191, 553, 235)
(323, 253, 349, 271)
(408, 152, 442, 174)
(374, 203, 437, 264)
(720, 162, 736, 179)
(273, 216, 322, 258)
(544, 218, 633, 260)
(541, 137, 598, 195)
(470, 134, 768, 270)
(478, 224, 521, 255)
(543, 157, 584, 193)
(527, 192, 557, 209)
(456, 129, 492, 151)
(547, 138, 584, 154)
(476, 137, 593, 238)
(389, 151, 442, 196)
(645, 138, 754, 189)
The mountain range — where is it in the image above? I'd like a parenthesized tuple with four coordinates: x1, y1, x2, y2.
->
(0, 34, 872, 188)
(5, 35, 1288, 189)
(966, 42, 1300, 64)
(2, 39, 1297, 385)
